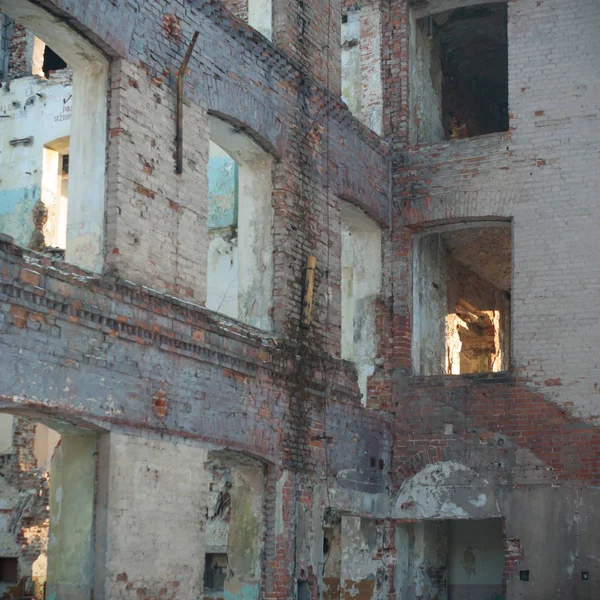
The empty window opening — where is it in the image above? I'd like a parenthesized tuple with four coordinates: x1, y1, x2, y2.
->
(42, 44, 67, 78)
(0, 558, 18, 583)
(41, 136, 70, 255)
(341, 6, 383, 134)
(204, 553, 228, 593)
(413, 223, 511, 376)
(206, 116, 274, 330)
(0, 2, 108, 273)
(341, 202, 382, 404)
(297, 580, 311, 600)
(395, 519, 505, 600)
(323, 516, 388, 598)
(322, 515, 342, 600)
(0, 414, 97, 599)
(409, 3, 508, 144)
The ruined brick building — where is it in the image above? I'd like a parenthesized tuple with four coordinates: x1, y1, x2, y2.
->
(0, 0, 598, 598)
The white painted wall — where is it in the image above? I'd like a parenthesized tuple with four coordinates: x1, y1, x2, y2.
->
(0, 0, 108, 274)
(0, 72, 72, 248)
(448, 519, 504, 598)
(341, 202, 382, 405)
(248, 0, 272, 40)
(47, 433, 97, 600)
(0, 413, 14, 454)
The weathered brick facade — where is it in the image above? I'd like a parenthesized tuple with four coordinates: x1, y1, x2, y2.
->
(0, 0, 599, 598)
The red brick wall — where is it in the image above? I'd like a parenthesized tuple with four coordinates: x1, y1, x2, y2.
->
(7, 22, 28, 77)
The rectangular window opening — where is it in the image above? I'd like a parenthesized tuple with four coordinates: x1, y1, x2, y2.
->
(204, 553, 228, 593)
(410, 2, 508, 143)
(396, 519, 505, 599)
(414, 223, 511, 376)
(0, 557, 18, 583)
(340, 202, 382, 404)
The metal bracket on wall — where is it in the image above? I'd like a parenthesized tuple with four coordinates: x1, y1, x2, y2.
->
(176, 31, 199, 175)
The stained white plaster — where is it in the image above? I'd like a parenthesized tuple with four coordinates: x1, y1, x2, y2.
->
(275, 469, 289, 538)
(0, 72, 72, 248)
(393, 462, 502, 520)
(359, 5, 383, 135)
(0, 413, 13, 454)
(340, 517, 379, 582)
(65, 61, 108, 273)
(342, 12, 361, 118)
(0, 0, 108, 273)
(33, 423, 61, 471)
(248, 0, 272, 40)
(207, 141, 239, 317)
(341, 202, 382, 405)
(208, 116, 273, 331)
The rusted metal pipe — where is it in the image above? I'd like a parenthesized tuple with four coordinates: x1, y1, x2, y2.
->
(176, 31, 199, 175)
(301, 255, 317, 328)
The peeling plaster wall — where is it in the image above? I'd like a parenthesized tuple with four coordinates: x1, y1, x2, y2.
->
(342, 6, 383, 134)
(413, 233, 447, 375)
(393, 463, 502, 521)
(323, 518, 342, 599)
(339, 517, 388, 600)
(225, 461, 265, 600)
(341, 202, 382, 404)
(408, 13, 443, 145)
(0, 72, 72, 249)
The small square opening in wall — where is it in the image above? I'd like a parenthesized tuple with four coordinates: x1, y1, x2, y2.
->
(297, 580, 311, 600)
(519, 570, 530, 582)
(0, 557, 18, 583)
(204, 553, 228, 593)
